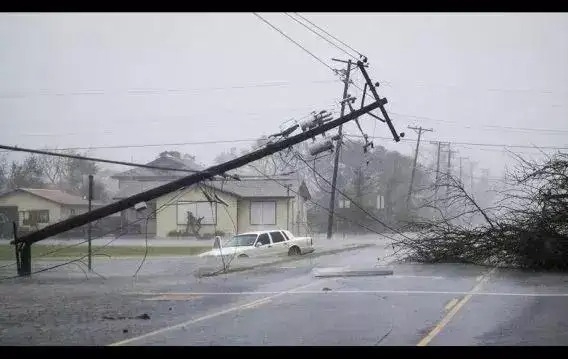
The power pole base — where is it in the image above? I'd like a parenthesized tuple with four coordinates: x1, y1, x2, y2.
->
(17, 243, 32, 277)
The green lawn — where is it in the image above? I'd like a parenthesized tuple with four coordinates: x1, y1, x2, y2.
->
(0, 244, 210, 261)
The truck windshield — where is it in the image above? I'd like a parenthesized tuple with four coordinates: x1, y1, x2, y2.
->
(224, 234, 258, 247)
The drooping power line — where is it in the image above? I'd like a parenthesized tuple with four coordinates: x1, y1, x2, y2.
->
(284, 13, 358, 60)
(252, 12, 337, 74)
(0, 144, 202, 173)
(293, 13, 365, 60)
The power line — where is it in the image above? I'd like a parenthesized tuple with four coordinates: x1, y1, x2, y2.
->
(376, 79, 564, 96)
(0, 144, 202, 173)
(252, 12, 337, 74)
(284, 13, 357, 60)
(293, 13, 365, 59)
(0, 79, 339, 100)
(389, 111, 568, 135)
(0, 139, 259, 153)
(294, 152, 413, 241)
(247, 162, 401, 243)
(1, 186, 191, 280)
(343, 134, 568, 151)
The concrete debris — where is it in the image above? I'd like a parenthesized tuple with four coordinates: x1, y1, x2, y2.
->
(312, 266, 394, 278)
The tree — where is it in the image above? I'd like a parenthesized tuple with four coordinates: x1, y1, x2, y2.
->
(0, 153, 7, 192)
(4, 151, 109, 201)
(7, 155, 45, 189)
(394, 151, 568, 270)
(213, 147, 239, 165)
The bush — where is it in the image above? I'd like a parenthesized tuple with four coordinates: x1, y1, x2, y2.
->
(167, 230, 187, 237)
(167, 229, 225, 239)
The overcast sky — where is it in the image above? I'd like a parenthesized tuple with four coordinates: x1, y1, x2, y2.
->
(1, 12, 567, 179)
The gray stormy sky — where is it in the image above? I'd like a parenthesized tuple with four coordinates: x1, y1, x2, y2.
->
(1, 12, 567, 180)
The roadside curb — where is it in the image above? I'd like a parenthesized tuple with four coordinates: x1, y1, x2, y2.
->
(198, 243, 375, 277)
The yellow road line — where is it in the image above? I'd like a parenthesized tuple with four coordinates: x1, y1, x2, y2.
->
(109, 280, 323, 346)
(417, 267, 497, 347)
(444, 298, 459, 311)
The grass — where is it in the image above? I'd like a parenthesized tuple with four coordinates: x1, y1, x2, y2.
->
(0, 244, 210, 261)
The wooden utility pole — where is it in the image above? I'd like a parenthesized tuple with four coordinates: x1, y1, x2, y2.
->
(459, 157, 468, 186)
(87, 174, 93, 272)
(430, 141, 445, 195)
(469, 161, 477, 194)
(406, 126, 433, 208)
(444, 143, 454, 196)
(11, 96, 388, 278)
(327, 59, 352, 240)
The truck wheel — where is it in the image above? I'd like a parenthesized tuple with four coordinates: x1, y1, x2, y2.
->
(288, 246, 301, 256)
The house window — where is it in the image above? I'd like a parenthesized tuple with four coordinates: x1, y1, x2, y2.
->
(177, 202, 216, 225)
(19, 210, 50, 225)
(250, 201, 276, 225)
(338, 199, 351, 208)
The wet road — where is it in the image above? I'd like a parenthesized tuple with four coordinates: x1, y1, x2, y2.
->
(2, 244, 568, 346)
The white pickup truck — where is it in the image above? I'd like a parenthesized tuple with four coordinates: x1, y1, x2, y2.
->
(198, 230, 314, 259)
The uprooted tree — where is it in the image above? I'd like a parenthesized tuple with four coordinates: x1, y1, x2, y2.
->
(393, 151, 568, 270)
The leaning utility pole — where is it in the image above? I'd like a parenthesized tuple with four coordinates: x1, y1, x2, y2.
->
(11, 60, 403, 277)
(87, 174, 93, 272)
(406, 126, 433, 208)
(12, 99, 393, 276)
(327, 59, 352, 240)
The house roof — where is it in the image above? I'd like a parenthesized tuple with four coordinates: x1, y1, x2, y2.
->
(111, 154, 203, 179)
(210, 178, 300, 198)
(0, 188, 103, 206)
(113, 177, 310, 200)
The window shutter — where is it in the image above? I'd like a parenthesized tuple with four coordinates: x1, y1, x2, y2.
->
(250, 202, 263, 225)
(262, 202, 276, 225)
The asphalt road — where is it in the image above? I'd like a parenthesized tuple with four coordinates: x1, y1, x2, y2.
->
(1, 243, 568, 346)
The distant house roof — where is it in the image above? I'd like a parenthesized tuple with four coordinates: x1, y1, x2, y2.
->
(112, 154, 203, 180)
(0, 188, 103, 207)
(113, 177, 311, 200)
(210, 178, 303, 199)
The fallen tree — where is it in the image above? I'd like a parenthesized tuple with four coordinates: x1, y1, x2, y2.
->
(393, 151, 568, 270)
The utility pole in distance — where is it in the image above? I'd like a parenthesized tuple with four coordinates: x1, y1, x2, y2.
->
(459, 156, 469, 186)
(406, 126, 433, 209)
(87, 174, 93, 272)
(430, 141, 443, 196)
(327, 58, 352, 240)
(442, 143, 454, 196)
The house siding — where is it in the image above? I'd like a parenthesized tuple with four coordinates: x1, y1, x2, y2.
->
(0, 192, 63, 228)
(155, 187, 238, 238)
(237, 198, 290, 234)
